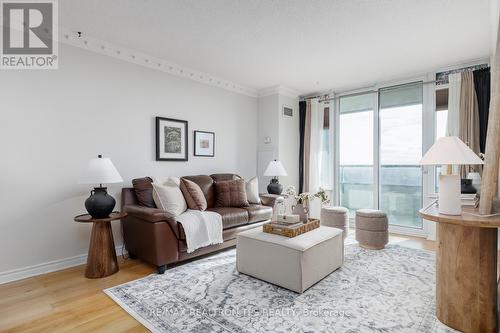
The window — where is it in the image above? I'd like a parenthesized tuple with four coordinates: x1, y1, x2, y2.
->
(379, 82, 423, 228)
(333, 81, 425, 229)
(339, 93, 374, 216)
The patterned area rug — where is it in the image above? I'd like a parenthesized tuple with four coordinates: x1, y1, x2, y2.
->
(105, 244, 457, 333)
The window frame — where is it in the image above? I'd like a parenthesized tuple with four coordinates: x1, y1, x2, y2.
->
(331, 76, 428, 236)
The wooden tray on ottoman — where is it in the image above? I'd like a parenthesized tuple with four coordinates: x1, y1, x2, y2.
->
(263, 218, 320, 238)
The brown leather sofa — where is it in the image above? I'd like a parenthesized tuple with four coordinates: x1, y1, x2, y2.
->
(121, 173, 279, 273)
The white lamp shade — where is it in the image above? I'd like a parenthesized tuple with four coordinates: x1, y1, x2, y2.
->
(419, 136, 484, 166)
(79, 156, 123, 184)
(264, 160, 288, 177)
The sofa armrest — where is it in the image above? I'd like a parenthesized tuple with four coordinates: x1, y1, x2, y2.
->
(121, 204, 180, 266)
(123, 204, 172, 223)
(123, 204, 180, 239)
(259, 194, 283, 208)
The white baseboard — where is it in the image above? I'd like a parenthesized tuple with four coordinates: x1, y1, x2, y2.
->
(0, 245, 125, 285)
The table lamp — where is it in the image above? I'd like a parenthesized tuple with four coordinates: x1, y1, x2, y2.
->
(79, 155, 123, 218)
(264, 160, 288, 195)
(420, 136, 483, 215)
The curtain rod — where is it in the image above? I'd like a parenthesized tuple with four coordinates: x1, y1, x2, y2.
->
(300, 79, 442, 102)
(302, 64, 490, 102)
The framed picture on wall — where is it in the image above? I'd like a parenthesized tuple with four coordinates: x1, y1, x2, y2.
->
(282, 105, 293, 117)
(156, 117, 188, 161)
(194, 131, 215, 157)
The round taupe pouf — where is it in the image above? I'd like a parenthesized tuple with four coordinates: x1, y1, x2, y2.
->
(355, 209, 388, 250)
(321, 206, 349, 239)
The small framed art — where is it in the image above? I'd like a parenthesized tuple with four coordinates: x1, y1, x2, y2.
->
(282, 105, 293, 117)
(156, 117, 188, 161)
(194, 130, 215, 157)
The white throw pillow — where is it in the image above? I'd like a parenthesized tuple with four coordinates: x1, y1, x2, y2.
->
(246, 176, 260, 204)
(169, 176, 181, 186)
(152, 179, 187, 218)
(152, 176, 181, 186)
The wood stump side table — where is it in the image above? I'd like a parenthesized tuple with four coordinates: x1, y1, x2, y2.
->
(419, 204, 500, 333)
(74, 212, 127, 278)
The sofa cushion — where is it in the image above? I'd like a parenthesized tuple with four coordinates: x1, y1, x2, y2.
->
(214, 179, 249, 208)
(178, 220, 268, 251)
(132, 177, 156, 208)
(180, 178, 207, 211)
(245, 204, 273, 223)
(177, 208, 265, 241)
(207, 207, 249, 229)
(210, 173, 242, 182)
(223, 220, 268, 241)
(182, 175, 215, 208)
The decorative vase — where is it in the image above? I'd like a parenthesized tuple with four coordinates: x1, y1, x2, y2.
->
(461, 178, 476, 194)
(85, 187, 116, 218)
(292, 203, 309, 222)
(267, 178, 283, 195)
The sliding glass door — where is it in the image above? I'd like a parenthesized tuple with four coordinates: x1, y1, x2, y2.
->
(339, 93, 374, 216)
(379, 83, 423, 228)
(335, 81, 424, 230)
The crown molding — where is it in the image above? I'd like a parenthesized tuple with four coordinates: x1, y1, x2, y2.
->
(257, 86, 279, 97)
(279, 85, 301, 99)
(59, 28, 258, 97)
(258, 85, 301, 99)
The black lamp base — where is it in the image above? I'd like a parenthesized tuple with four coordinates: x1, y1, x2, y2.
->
(461, 178, 477, 194)
(85, 187, 116, 218)
(267, 178, 283, 195)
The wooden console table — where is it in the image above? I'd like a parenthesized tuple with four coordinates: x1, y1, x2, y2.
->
(74, 212, 127, 279)
(419, 204, 500, 333)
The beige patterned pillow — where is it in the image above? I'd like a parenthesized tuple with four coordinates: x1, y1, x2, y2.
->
(246, 177, 260, 204)
(152, 179, 187, 217)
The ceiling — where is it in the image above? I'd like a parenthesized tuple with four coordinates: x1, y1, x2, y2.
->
(60, 0, 492, 96)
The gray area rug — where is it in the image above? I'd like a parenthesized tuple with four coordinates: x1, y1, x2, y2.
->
(105, 244, 457, 333)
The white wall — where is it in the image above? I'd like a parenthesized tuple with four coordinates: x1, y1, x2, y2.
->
(256, 91, 299, 193)
(491, 0, 500, 58)
(0, 43, 258, 279)
(257, 94, 279, 193)
(278, 95, 299, 190)
(257, 94, 280, 153)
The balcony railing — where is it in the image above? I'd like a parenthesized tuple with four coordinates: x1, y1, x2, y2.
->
(339, 165, 422, 228)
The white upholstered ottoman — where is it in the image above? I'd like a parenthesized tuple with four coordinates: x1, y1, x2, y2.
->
(236, 226, 344, 293)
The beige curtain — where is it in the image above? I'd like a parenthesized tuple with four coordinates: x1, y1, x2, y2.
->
(302, 100, 311, 192)
(459, 71, 481, 176)
(446, 73, 461, 136)
(308, 99, 323, 193)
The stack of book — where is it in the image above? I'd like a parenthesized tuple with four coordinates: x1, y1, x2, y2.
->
(428, 193, 479, 208)
(460, 193, 479, 207)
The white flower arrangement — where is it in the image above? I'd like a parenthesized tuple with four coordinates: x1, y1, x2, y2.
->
(283, 185, 330, 205)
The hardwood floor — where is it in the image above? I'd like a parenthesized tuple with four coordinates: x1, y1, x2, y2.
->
(0, 232, 435, 333)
